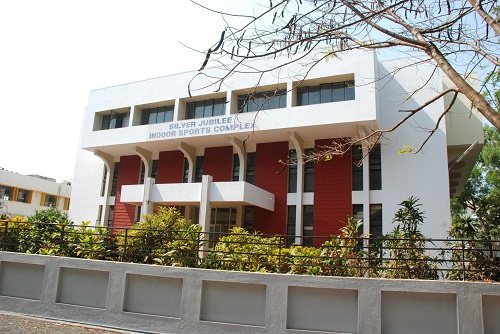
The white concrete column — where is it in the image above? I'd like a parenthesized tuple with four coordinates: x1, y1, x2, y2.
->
(362, 144, 371, 237)
(133, 146, 154, 216)
(199, 175, 213, 256)
(290, 132, 304, 245)
(94, 150, 114, 226)
(230, 137, 246, 181)
(178, 142, 196, 183)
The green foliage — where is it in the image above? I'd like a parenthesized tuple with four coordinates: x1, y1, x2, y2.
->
(117, 207, 203, 267)
(69, 222, 116, 260)
(382, 197, 440, 280)
(18, 208, 74, 256)
(204, 227, 285, 272)
(449, 125, 500, 281)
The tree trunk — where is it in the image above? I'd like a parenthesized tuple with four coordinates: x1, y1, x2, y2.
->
(427, 44, 500, 129)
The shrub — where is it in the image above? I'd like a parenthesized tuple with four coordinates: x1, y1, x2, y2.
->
(18, 208, 74, 256)
(204, 227, 285, 272)
(381, 197, 440, 280)
(116, 207, 203, 266)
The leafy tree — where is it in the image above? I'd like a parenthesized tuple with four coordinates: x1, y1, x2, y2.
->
(449, 125, 500, 281)
(193, 0, 500, 154)
(382, 197, 440, 279)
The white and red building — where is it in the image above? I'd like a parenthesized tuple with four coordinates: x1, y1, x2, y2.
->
(69, 50, 483, 242)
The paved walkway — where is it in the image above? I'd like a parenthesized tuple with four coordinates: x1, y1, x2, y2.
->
(0, 312, 134, 334)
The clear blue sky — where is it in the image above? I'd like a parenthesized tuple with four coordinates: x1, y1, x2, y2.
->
(0, 0, 257, 182)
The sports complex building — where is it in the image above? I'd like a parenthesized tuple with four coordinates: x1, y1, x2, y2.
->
(69, 50, 483, 242)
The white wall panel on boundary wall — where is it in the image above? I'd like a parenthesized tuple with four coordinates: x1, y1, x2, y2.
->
(0, 252, 499, 334)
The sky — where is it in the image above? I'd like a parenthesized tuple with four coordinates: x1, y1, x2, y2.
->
(0, 0, 255, 182)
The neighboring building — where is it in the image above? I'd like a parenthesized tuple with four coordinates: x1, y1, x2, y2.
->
(0, 168, 71, 218)
(69, 50, 483, 242)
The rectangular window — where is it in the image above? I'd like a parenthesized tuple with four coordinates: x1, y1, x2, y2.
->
(237, 89, 287, 113)
(245, 152, 256, 185)
(100, 167, 107, 197)
(352, 145, 363, 191)
(151, 160, 159, 180)
(186, 98, 226, 120)
(0, 185, 12, 201)
(369, 144, 382, 190)
(297, 80, 355, 106)
(244, 206, 254, 231)
(101, 112, 129, 130)
(195, 156, 204, 183)
(303, 205, 314, 246)
(139, 160, 158, 185)
(108, 205, 114, 227)
(16, 189, 31, 203)
(183, 158, 190, 183)
(288, 150, 297, 193)
(111, 163, 119, 196)
(303, 149, 314, 193)
(209, 207, 237, 246)
(136, 206, 142, 223)
(352, 204, 364, 222)
(43, 194, 57, 207)
(286, 205, 296, 246)
(232, 154, 240, 181)
(369, 204, 383, 240)
(140, 105, 174, 125)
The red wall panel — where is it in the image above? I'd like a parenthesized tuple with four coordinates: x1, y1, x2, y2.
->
(253, 141, 289, 235)
(156, 150, 185, 184)
(114, 155, 142, 230)
(313, 139, 352, 245)
(203, 146, 233, 182)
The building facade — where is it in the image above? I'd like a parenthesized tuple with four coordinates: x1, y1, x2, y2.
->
(69, 50, 483, 241)
(0, 168, 71, 218)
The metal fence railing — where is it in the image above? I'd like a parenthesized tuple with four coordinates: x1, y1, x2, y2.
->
(1, 220, 499, 282)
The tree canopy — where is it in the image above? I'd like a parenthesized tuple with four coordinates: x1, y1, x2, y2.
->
(194, 0, 500, 139)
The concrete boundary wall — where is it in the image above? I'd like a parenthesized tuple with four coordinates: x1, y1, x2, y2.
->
(0, 252, 499, 334)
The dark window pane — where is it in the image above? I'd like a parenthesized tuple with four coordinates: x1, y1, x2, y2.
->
(352, 204, 363, 222)
(101, 115, 110, 130)
(370, 204, 383, 240)
(331, 82, 345, 102)
(195, 103, 204, 119)
(232, 154, 240, 181)
(151, 160, 159, 180)
(352, 145, 363, 191)
(320, 83, 332, 103)
(140, 111, 149, 125)
(369, 145, 382, 190)
(303, 149, 314, 192)
(111, 163, 119, 196)
(244, 206, 254, 231)
(287, 205, 296, 246)
(165, 109, 174, 122)
(148, 110, 157, 124)
(157, 110, 165, 123)
(246, 152, 256, 184)
(297, 87, 308, 106)
(204, 100, 213, 117)
(183, 158, 190, 183)
(213, 99, 225, 116)
(345, 80, 355, 100)
(308, 86, 320, 105)
(195, 156, 204, 183)
(186, 103, 195, 119)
